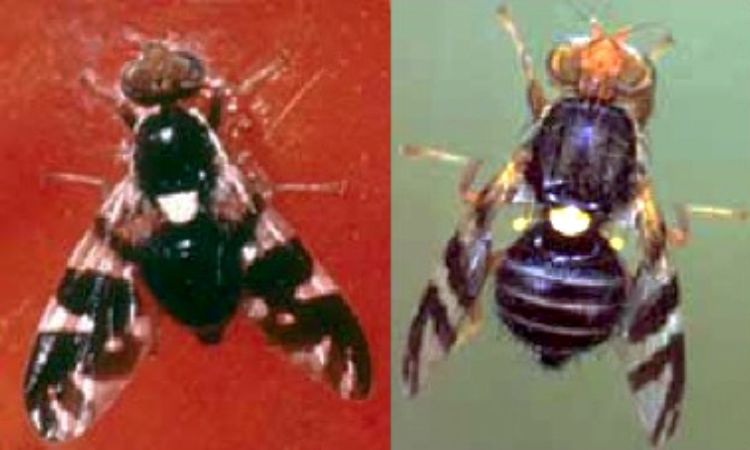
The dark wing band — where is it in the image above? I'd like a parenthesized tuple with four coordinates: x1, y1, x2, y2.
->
(24, 179, 155, 441)
(402, 227, 492, 397)
(240, 207, 371, 399)
(618, 261, 684, 448)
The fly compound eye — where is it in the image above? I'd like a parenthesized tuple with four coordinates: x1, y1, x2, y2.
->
(120, 42, 206, 106)
(547, 45, 582, 87)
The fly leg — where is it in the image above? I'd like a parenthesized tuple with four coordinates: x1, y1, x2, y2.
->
(207, 48, 287, 130)
(206, 51, 289, 144)
(669, 203, 748, 246)
(43, 172, 111, 203)
(637, 181, 748, 250)
(272, 181, 347, 196)
(496, 5, 548, 119)
(236, 51, 289, 97)
(266, 67, 325, 138)
(235, 51, 324, 140)
(80, 69, 137, 129)
(238, 156, 347, 201)
(636, 182, 676, 263)
(399, 144, 483, 204)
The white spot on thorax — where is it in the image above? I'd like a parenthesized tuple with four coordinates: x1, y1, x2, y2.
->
(156, 191, 199, 224)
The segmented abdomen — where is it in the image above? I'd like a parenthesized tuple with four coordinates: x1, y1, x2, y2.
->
(495, 222, 627, 367)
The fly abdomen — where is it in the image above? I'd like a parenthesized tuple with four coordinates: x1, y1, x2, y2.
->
(495, 222, 627, 367)
(138, 213, 246, 330)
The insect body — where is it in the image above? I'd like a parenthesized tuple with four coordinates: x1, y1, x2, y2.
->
(25, 42, 371, 441)
(401, 7, 724, 448)
(495, 96, 639, 367)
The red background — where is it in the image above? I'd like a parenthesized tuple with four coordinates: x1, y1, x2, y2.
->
(0, 1, 389, 449)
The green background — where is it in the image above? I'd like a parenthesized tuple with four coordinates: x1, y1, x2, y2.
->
(392, 1, 750, 449)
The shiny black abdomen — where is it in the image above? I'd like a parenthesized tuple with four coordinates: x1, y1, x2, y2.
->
(495, 222, 628, 367)
(525, 98, 638, 215)
(137, 214, 249, 329)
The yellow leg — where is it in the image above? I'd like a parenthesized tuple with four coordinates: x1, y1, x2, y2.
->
(496, 5, 547, 119)
(400, 144, 472, 165)
(400, 144, 483, 204)
(637, 181, 748, 253)
(479, 150, 530, 208)
(671, 203, 748, 246)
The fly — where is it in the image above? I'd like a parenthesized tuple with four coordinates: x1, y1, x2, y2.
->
(25, 40, 371, 442)
(401, 5, 745, 448)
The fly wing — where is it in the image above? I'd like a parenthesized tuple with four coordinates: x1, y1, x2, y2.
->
(239, 204, 371, 399)
(399, 149, 528, 397)
(401, 219, 493, 397)
(24, 178, 155, 441)
(617, 261, 684, 448)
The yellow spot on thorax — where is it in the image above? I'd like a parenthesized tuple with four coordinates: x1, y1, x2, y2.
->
(549, 205, 592, 236)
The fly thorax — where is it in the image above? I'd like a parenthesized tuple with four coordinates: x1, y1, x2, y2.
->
(134, 106, 218, 210)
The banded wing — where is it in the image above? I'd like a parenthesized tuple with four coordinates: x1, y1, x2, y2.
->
(617, 260, 684, 448)
(24, 178, 155, 441)
(240, 204, 371, 399)
(400, 149, 527, 397)
(402, 220, 493, 397)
